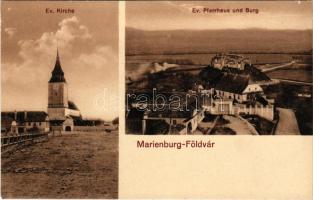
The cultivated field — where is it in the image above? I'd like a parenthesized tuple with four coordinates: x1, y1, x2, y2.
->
(266, 68, 312, 83)
(126, 28, 312, 55)
(127, 53, 312, 66)
(126, 53, 312, 82)
(1, 131, 118, 198)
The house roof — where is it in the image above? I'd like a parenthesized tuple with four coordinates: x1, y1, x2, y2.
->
(70, 115, 82, 121)
(221, 64, 270, 82)
(256, 95, 269, 106)
(147, 108, 196, 119)
(127, 91, 202, 120)
(49, 120, 65, 125)
(49, 49, 66, 83)
(24, 112, 49, 122)
(215, 74, 249, 94)
(146, 100, 199, 119)
(1, 111, 48, 123)
(68, 101, 79, 111)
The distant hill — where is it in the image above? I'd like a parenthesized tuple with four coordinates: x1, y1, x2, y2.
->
(126, 28, 312, 55)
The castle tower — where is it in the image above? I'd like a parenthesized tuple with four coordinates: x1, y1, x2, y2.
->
(47, 49, 69, 120)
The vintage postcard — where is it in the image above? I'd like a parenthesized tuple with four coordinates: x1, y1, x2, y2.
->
(1, 0, 312, 199)
(1, 1, 118, 198)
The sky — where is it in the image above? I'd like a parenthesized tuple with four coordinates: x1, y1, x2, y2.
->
(126, 1, 313, 30)
(2, 1, 118, 121)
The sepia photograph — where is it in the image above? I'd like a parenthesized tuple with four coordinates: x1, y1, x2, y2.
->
(1, 1, 118, 198)
(125, 1, 312, 135)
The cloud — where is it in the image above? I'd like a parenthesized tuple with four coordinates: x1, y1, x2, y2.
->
(3, 16, 92, 85)
(68, 45, 119, 119)
(55, 16, 92, 46)
(2, 16, 118, 120)
(74, 45, 117, 70)
(165, 1, 204, 13)
(17, 16, 91, 61)
(4, 27, 17, 38)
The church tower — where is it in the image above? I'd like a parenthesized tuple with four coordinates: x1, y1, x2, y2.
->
(47, 49, 69, 120)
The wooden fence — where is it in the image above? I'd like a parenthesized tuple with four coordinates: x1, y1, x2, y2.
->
(1, 132, 49, 148)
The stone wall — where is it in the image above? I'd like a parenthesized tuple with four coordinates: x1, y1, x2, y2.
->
(74, 125, 117, 132)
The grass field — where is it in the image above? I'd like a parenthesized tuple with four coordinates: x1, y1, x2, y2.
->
(127, 53, 312, 66)
(1, 131, 118, 198)
(126, 53, 312, 82)
(126, 28, 312, 55)
(266, 68, 312, 82)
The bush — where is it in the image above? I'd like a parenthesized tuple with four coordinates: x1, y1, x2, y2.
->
(112, 117, 119, 125)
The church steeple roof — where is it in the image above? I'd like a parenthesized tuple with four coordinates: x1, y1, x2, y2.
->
(49, 48, 66, 83)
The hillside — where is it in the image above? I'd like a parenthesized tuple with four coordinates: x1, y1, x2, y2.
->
(126, 28, 312, 55)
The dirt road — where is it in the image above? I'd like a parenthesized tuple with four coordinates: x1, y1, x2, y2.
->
(276, 108, 300, 135)
(1, 131, 118, 198)
(224, 115, 257, 135)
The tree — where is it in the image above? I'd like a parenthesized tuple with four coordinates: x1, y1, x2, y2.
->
(112, 117, 119, 125)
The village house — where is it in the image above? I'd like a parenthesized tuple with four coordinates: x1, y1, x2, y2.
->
(1, 111, 50, 134)
(203, 73, 275, 121)
(126, 92, 204, 135)
(142, 102, 205, 135)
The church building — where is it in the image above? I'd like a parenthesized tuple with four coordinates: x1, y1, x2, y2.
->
(48, 49, 81, 131)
